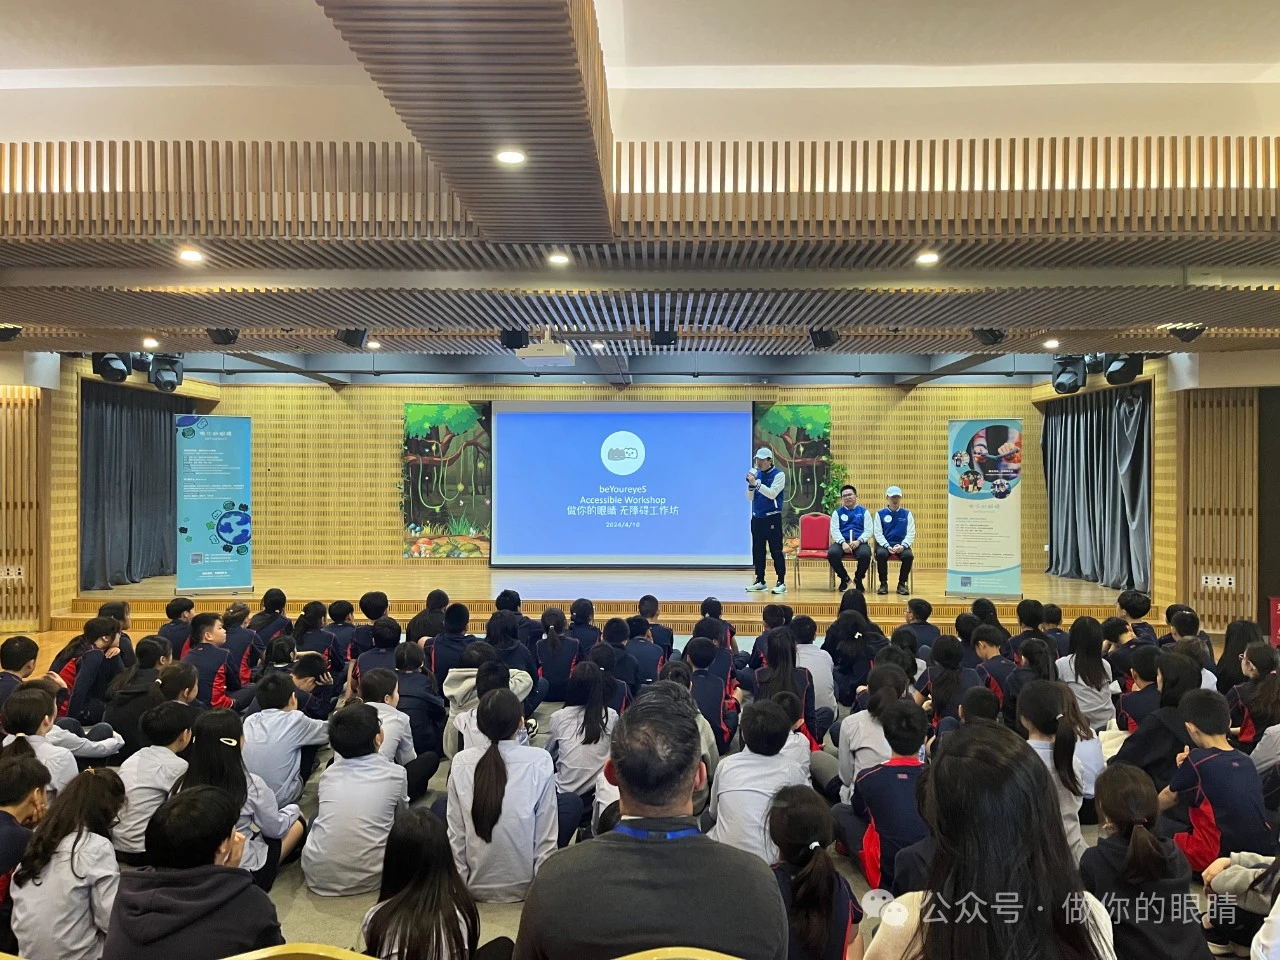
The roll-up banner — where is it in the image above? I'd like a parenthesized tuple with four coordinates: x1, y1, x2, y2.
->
(946, 419, 1022, 599)
(175, 415, 253, 593)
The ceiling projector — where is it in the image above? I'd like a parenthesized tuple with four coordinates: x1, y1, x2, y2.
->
(516, 330, 576, 367)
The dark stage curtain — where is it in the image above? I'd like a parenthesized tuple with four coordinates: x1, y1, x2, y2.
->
(80, 381, 193, 590)
(1042, 381, 1152, 592)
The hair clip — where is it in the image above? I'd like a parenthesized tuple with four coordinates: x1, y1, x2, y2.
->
(808, 840, 821, 851)
(1055, 713, 1064, 720)
(12, 732, 25, 738)
(219, 737, 238, 747)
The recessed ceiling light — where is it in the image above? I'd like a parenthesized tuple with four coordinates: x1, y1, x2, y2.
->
(142, 337, 159, 349)
(915, 251, 940, 266)
(495, 149, 526, 165)
(367, 340, 382, 350)
(1043, 339, 1060, 349)
(177, 247, 204, 264)
(547, 252, 570, 266)
(591, 341, 605, 351)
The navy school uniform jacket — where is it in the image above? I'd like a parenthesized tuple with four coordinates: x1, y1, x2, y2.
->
(891, 835, 935, 897)
(404, 609, 443, 646)
(1109, 706, 1194, 791)
(740, 666, 818, 746)
(1132, 621, 1159, 646)
(0, 672, 21, 711)
(648, 623, 675, 659)
(514, 613, 543, 652)
(1045, 627, 1071, 657)
(905, 622, 941, 650)
(832, 648, 875, 708)
(773, 863, 862, 960)
(296, 628, 345, 677)
(157, 619, 191, 652)
(747, 632, 770, 671)
(347, 624, 376, 661)
(627, 638, 666, 685)
(706, 645, 735, 687)
(249, 612, 292, 648)
(851, 757, 928, 892)
(1079, 833, 1212, 960)
(65, 648, 123, 723)
(1228, 680, 1278, 752)
(0, 810, 32, 954)
(427, 632, 475, 688)
(566, 622, 601, 650)
(690, 668, 736, 752)
(1116, 683, 1161, 733)
(957, 641, 982, 671)
(237, 664, 332, 720)
(975, 655, 1017, 711)
(607, 643, 643, 698)
(498, 641, 539, 685)
(114, 632, 137, 669)
(1168, 746, 1273, 871)
(1106, 640, 1145, 693)
(999, 665, 1041, 729)
(914, 665, 982, 727)
(327, 622, 356, 658)
(1003, 629, 1050, 661)
(102, 668, 161, 760)
(396, 670, 447, 755)
(182, 643, 234, 709)
(603, 677, 630, 715)
(222, 625, 262, 689)
(353, 646, 398, 687)
(536, 635, 581, 702)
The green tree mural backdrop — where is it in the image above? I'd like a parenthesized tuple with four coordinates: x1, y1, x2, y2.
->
(402, 402, 492, 558)
(752, 403, 833, 551)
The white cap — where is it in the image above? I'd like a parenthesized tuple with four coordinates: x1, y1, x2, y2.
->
(755, 447, 773, 460)
(886, 485, 903, 497)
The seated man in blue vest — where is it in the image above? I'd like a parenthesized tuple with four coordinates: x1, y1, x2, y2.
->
(745, 447, 787, 595)
(874, 486, 916, 596)
(827, 484, 872, 593)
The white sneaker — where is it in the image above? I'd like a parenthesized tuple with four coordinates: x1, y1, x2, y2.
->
(746, 581, 767, 592)
(771, 583, 788, 594)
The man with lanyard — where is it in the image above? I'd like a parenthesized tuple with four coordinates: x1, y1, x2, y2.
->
(874, 485, 916, 596)
(745, 447, 787, 595)
(826, 484, 872, 593)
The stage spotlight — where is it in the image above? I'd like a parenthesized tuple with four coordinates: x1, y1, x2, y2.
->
(1084, 353, 1105, 374)
(650, 329, 679, 347)
(131, 352, 154, 373)
(335, 329, 369, 350)
(207, 328, 240, 346)
(148, 354, 184, 393)
(809, 329, 840, 350)
(1051, 355, 1087, 395)
(971, 328, 1006, 347)
(91, 353, 132, 383)
(0, 326, 20, 342)
(1169, 324, 1205, 344)
(1103, 353, 1144, 385)
(500, 329, 531, 349)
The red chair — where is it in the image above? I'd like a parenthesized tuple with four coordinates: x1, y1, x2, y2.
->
(794, 512, 835, 590)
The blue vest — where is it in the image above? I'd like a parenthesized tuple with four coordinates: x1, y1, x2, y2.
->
(877, 507, 910, 545)
(751, 466, 785, 517)
(835, 504, 868, 541)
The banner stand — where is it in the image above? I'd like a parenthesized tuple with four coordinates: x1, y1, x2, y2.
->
(175, 415, 254, 593)
(946, 418, 1023, 600)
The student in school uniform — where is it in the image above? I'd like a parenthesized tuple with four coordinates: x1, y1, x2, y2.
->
(951, 612, 982, 668)
(1228, 641, 1280, 754)
(602, 617, 642, 698)
(655, 663, 718, 816)
(495, 589, 543, 652)
(0, 756, 50, 954)
(745, 605, 787, 671)
(447, 662, 533, 760)
(1018, 680, 1088, 862)
(912, 635, 981, 731)
(1170, 638, 1218, 692)
(347, 591, 390, 662)
(111, 702, 194, 865)
(1057, 682, 1105, 826)
(1110, 652, 1202, 791)
(102, 787, 284, 960)
(63, 618, 125, 726)
(1005, 599, 1054, 661)
(844, 699, 930, 891)
(101, 637, 172, 761)
(292, 601, 346, 678)
(488, 611, 549, 718)
(219, 602, 263, 690)
(182, 612, 234, 709)
(1, 688, 79, 797)
(1040, 603, 1071, 656)
(1160, 689, 1273, 872)
(772, 692, 813, 781)
(241, 673, 331, 806)
(326, 599, 358, 659)
(240, 650, 336, 721)
(903, 598, 941, 650)
(442, 641, 533, 740)
(428, 603, 479, 688)
(535, 608, 580, 702)
(566, 598, 601, 650)
(736, 628, 819, 747)
(768, 786, 864, 960)
(684, 637, 737, 753)
(0, 636, 43, 709)
(173, 709, 305, 893)
(1080, 764, 1211, 960)
(405, 589, 449, 646)
(708, 700, 808, 864)
(359, 668, 439, 803)
(929, 686, 1001, 757)
(1116, 644, 1162, 733)
(1000, 637, 1056, 729)
(394, 643, 447, 756)
(792, 616, 837, 744)
(972, 624, 1017, 713)
(837, 665, 909, 803)
(157, 597, 195, 652)
(447, 689, 563, 901)
(302, 704, 408, 897)
(1117, 589, 1159, 646)
(586, 643, 631, 717)
(19, 676, 123, 768)
(351, 617, 402, 689)
(1055, 616, 1116, 732)
(638, 595, 674, 660)
(1102, 615, 1143, 694)
(625, 616, 666, 685)
(545, 663, 618, 835)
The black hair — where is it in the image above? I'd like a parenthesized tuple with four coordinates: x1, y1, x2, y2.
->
(189, 612, 222, 646)
(881, 698, 929, 756)
(1042, 603, 1063, 626)
(215, 602, 248, 632)
(472, 689, 522, 842)
(602, 617, 630, 647)
(541, 607, 567, 657)
(970, 599, 1009, 638)
(1170, 608, 1201, 639)
(609, 688, 702, 808)
(953, 612, 981, 644)
(760, 628, 800, 701)
(1130, 644, 1160, 683)
(263, 635, 295, 669)
(659, 659, 692, 687)
(292, 651, 328, 682)
(459, 640, 497, 669)
(960, 686, 1000, 722)
(700, 597, 723, 619)
(1244, 642, 1280, 728)
(838, 589, 872, 621)
(176, 709, 249, 809)
(494, 589, 522, 613)
(359, 591, 390, 620)
(971, 624, 1005, 652)
(691, 617, 727, 648)
(1171, 638, 1211, 671)
(1101, 616, 1132, 645)
(1016, 599, 1045, 631)
(565, 661, 609, 745)
(740, 700, 791, 757)
(1066, 616, 1108, 691)
(1117, 589, 1152, 620)
(762, 604, 787, 629)
(1157, 652, 1202, 709)
(772, 691, 803, 726)
(146, 662, 199, 709)
(791, 615, 817, 646)
(291, 601, 326, 641)
(0, 688, 55, 752)
(367, 808, 479, 960)
(139, 701, 194, 748)
(396, 642, 426, 674)
(637, 595, 658, 619)
(361, 668, 399, 705)
(97, 600, 130, 626)
(329, 703, 381, 759)
(867, 665, 910, 719)
(768, 786, 839, 959)
(55, 617, 120, 666)
(1017, 638, 1057, 681)
(1165, 603, 1192, 623)
(166, 597, 195, 621)
(328, 599, 354, 624)
(626, 615, 650, 639)
(1180, 688, 1231, 737)
(840, 484, 856, 494)
(0, 755, 51, 805)
(372, 616, 401, 649)
(1094, 764, 1169, 886)
(571, 597, 596, 625)
(13, 767, 125, 888)
(255, 672, 298, 710)
(444, 603, 471, 634)
(926, 635, 966, 720)
(1218, 619, 1263, 690)
(474, 661, 510, 699)
(826, 614, 870, 664)
(683, 637, 716, 670)
(0, 635, 38, 672)
(907, 598, 933, 622)
(146, 785, 240, 869)
(890, 625, 917, 652)
(261, 588, 287, 613)
(597, 801, 622, 834)
(1018, 680, 1081, 795)
(874, 644, 917, 683)
(484, 611, 521, 651)
(426, 589, 449, 612)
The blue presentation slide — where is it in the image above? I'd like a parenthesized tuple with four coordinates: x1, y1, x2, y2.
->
(491, 402, 753, 566)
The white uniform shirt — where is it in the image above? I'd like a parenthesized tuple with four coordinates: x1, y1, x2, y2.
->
(447, 740, 558, 903)
(1076, 733, 1105, 801)
(780, 731, 811, 779)
(2, 733, 78, 798)
(708, 748, 807, 863)
(452, 709, 531, 755)
(302, 753, 408, 897)
(1054, 656, 1116, 731)
(112, 746, 188, 854)
(837, 711, 892, 803)
(370, 701, 417, 765)
(1029, 739, 1088, 862)
(239, 771, 303, 873)
(11, 830, 118, 960)
(795, 645, 837, 713)
(544, 705, 618, 795)
(44, 725, 125, 760)
(242, 707, 330, 805)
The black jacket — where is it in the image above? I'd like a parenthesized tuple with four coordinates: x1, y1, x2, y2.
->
(1110, 706, 1195, 790)
(103, 864, 283, 960)
(102, 668, 161, 761)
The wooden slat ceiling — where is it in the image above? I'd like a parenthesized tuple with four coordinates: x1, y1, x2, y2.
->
(315, 0, 614, 242)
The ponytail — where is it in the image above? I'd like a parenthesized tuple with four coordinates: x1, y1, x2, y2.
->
(147, 663, 198, 707)
(541, 607, 567, 658)
(292, 601, 327, 642)
(768, 785, 838, 959)
(1245, 642, 1280, 726)
(566, 662, 607, 745)
(1018, 680, 1080, 795)
(1094, 763, 1169, 886)
(0, 734, 37, 762)
(866, 665, 910, 720)
(108, 635, 171, 695)
(1018, 638, 1057, 682)
(471, 689, 521, 843)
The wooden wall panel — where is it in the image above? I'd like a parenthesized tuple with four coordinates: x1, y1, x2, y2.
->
(1149, 359, 1182, 611)
(0, 385, 40, 629)
(47, 359, 81, 616)
(1184, 388, 1259, 630)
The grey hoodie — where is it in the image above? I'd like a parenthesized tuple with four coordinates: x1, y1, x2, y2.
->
(442, 666, 534, 758)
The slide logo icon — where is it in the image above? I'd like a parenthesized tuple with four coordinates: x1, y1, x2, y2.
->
(600, 430, 646, 476)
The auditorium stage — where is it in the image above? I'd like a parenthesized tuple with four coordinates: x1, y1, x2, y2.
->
(65, 565, 1126, 635)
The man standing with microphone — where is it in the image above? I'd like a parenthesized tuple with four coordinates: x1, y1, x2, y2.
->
(746, 447, 787, 594)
